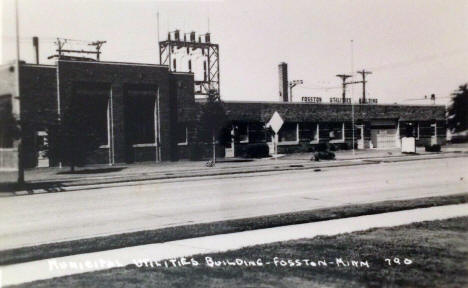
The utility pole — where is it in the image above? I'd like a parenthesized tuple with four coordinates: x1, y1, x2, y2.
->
(54, 38, 67, 58)
(156, 10, 160, 64)
(88, 41, 106, 61)
(48, 39, 106, 61)
(336, 74, 352, 102)
(15, 0, 24, 186)
(289, 80, 303, 102)
(357, 69, 372, 103)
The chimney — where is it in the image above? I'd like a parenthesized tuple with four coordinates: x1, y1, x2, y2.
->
(33, 36, 39, 64)
(278, 62, 289, 102)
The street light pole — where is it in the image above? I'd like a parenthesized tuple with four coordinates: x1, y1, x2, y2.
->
(351, 100, 355, 155)
(15, 0, 24, 185)
(288, 80, 303, 102)
(350, 40, 355, 156)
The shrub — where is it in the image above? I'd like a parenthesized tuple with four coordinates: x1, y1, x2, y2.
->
(244, 143, 269, 158)
(312, 151, 335, 161)
(300, 142, 313, 152)
(425, 144, 441, 152)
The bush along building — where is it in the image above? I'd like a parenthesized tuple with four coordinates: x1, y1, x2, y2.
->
(0, 33, 446, 169)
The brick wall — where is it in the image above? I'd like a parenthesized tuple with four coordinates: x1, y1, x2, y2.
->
(15, 61, 200, 166)
(178, 101, 447, 156)
(13, 60, 449, 166)
(169, 72, 195, 161)
(58, 60, 172, 164)
(221, 102, 446, 123)
(19, 64, 58, 168)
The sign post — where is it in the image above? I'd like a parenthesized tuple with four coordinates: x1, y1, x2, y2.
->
(266, 111, 284, 156)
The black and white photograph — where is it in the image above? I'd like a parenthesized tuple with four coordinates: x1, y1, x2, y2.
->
(0, 0, 467, 287)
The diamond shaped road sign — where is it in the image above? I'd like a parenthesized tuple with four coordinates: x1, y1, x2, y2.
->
(266, 111, 284, 133)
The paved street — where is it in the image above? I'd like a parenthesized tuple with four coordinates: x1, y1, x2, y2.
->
(2, 144, 467, 189)
(3, 203, 468, 286)
(0, 157, 467, 250)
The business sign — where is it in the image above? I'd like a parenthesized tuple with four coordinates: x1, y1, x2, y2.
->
(301, 96, 322, 103)
(330, 97, 351, 104)
(359, 98, 378, 104)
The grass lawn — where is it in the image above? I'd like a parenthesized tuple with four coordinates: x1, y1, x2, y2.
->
(16, 216, 468, 288)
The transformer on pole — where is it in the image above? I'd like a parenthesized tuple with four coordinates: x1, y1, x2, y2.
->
(159, 30, 220, 100)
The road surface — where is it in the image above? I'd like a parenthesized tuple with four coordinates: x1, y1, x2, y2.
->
(0, 157, 467, 250)
(3, 204, 468, 286)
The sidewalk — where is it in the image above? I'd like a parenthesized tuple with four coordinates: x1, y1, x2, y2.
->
(2, 203, 468, 286)
(1, 144, 467, 194)
(280, 144, 468, 160)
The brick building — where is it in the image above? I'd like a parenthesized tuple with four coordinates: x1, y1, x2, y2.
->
(222, 101, 446, 156)
(0, 59, 446, 168)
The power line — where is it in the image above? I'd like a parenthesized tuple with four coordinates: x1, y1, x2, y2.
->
(48, 38, 106, 61)
(297, 85, 342, 90)
(88, 41, 107, 61)
(1, 35, 91, 43)
(369, 48, 468, 71)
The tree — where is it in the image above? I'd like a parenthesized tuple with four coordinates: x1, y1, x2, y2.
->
(447, 83, 468, 133)
(0, 96, 22, 185)
(196, 90, 227, 165)
(0, 108, 20, 148)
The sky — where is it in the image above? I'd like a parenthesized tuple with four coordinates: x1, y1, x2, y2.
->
(1, 0, 467, 105)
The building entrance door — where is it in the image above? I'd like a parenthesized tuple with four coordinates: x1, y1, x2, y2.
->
(357, 125, 365, 149)
(37, 131, 49, 167)
(371, 128, 397, 149)
(370, 120, 398, 149)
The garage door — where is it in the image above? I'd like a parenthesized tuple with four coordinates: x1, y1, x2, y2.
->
(371, 129, 397, 149)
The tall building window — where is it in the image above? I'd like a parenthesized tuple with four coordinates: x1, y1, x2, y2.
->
(249, 122, 267, 143)
(125, 89, 156, 146)
(279, 122, 298, 143)
(329, 122, 344, 142)
(299, 123, 319, 143)
(177, 123, 188, 145)
(420, 121, 436, 137)
(236, 123, 249, 143)
(431, 122, 437, 137)
(72, 84, 110, 147)
(0, 95, 14, 148)
(405, 122, 419, 139)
